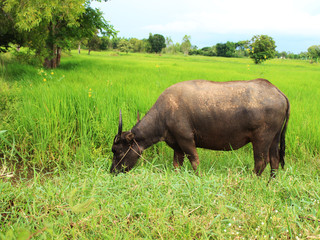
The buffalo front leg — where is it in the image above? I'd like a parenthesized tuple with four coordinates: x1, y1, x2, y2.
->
(188, 153, 200, 174)
(177, 139, 200, 174)
(173, 150, 185, 169)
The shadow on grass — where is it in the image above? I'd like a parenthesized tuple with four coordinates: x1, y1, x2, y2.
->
(1, 62, 38, 82)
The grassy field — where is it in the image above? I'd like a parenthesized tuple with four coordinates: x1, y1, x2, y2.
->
(0, 52, 320, 239)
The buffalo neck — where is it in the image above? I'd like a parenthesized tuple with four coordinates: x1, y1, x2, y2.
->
(131, 109, 165, 151)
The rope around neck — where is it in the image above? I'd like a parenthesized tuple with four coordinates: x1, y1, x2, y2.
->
(112, 139, 162, 172)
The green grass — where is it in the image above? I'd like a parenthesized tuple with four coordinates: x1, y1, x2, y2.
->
(0, 51, 320, 239)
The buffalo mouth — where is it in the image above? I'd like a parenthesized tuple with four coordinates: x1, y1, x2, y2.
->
(110, 164, 132, 174)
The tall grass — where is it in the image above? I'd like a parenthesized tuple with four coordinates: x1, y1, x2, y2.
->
(1, 52, 319, 168)
(0, 52, 320, 239)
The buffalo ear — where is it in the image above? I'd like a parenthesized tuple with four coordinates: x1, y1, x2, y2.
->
(125, 132, 135, 142)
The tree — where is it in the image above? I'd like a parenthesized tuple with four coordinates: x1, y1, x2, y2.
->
(181, 35, 191, 55)
(73, 5, 115, 57)
(235, 40, 249, 57)
(307, 45, 320, 62)
(216, 42, 235, 57)
(0, 1, 25, 52)
(279, 51, 288, 59)
(216, 43, 227, 57)
(100, 36, 111, 50)
(190, 47, 216, 56)
(164, 37, 173, 54)
(225, 41, 236, 57)
(298, 52, 308, 60)
(148, 33, 166, 53)
(111, 37, 120, 49)
(2, 0, 115, 68)
(87, 33, 101, 54)
(236, 40, 249, 51)
(202, 47, 216, 56)
(118, 39, 132, 54)
(249, 35, 276, 64)
(164, 37, 180, 54)
(129, 38, 144, 52)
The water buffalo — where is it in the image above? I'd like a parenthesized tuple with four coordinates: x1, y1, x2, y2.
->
(111, 79, 290, 177)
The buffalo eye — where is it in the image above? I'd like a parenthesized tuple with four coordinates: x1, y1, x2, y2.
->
(114, 136, 120, 144)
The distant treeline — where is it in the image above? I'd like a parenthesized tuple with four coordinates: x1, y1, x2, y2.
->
(80, 34, 311, 60)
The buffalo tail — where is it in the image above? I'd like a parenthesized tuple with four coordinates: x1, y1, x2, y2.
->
(279, 97, 290, 169)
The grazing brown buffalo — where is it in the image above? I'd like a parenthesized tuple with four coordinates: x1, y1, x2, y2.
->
(111, 79, 290, 177)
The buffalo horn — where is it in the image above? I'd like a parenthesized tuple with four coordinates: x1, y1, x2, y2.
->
(118, 110, 122, 135)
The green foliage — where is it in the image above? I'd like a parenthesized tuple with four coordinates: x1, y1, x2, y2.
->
(216, 43, 227, 57)
(74, 6, 115, 41)
(249, 35, 276, 64)
(0, 2, 23, 52)
(235, 40, 250, 57)
(181, 35, 191, 55)
(99, 36, 111, 50)
(148, 33, 166, 53)
(128, 38, 142, 52)
(118, 39, 133, 54)
(275, 51, 309, 60)
(190, 40, 249, 58)
(164, 37, 181, 54)
(307, 45, 320, 62)
(111, 37, 120, 49)
(2, 0, 115, 68)
(3, 0, 86, 31)
(87, 34, 101, 54)
(112, 38, 149, 53)
(225, 41, 236, 57)
(190, 47, 216, 56)
(216, 41, 236, 57)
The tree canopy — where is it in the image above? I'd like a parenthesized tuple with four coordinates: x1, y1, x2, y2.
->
(307, 45, 320, 62)
(249, 35, 276, 64)
(148, 34, 166, 53)
(181, 35, 191, 55)
(1, 0, 115, 68)
(216, 41, 236, 57)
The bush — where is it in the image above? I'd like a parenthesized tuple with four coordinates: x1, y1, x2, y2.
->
(12, 48, 43, 66)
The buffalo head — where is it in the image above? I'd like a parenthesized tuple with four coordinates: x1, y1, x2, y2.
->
(110, 111, 141, 173)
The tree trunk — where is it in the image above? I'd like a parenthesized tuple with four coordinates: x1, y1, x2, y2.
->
(88, 48, 91, 55)
(44, 57, 57, 68)
(44, 51, 56, 68)
(56, 47, 62, 67)
(43, 22, 58, 69)
(78, 43, 81, 54)
(44, 45, 59, 69)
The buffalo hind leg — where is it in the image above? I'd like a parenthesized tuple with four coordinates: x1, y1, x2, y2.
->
(173, 150, 185, 169)
(252, 141, 271, 176)
(269, 133, 281, 178)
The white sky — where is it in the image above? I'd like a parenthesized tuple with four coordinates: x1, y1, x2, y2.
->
(92, 0, 320, 53)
